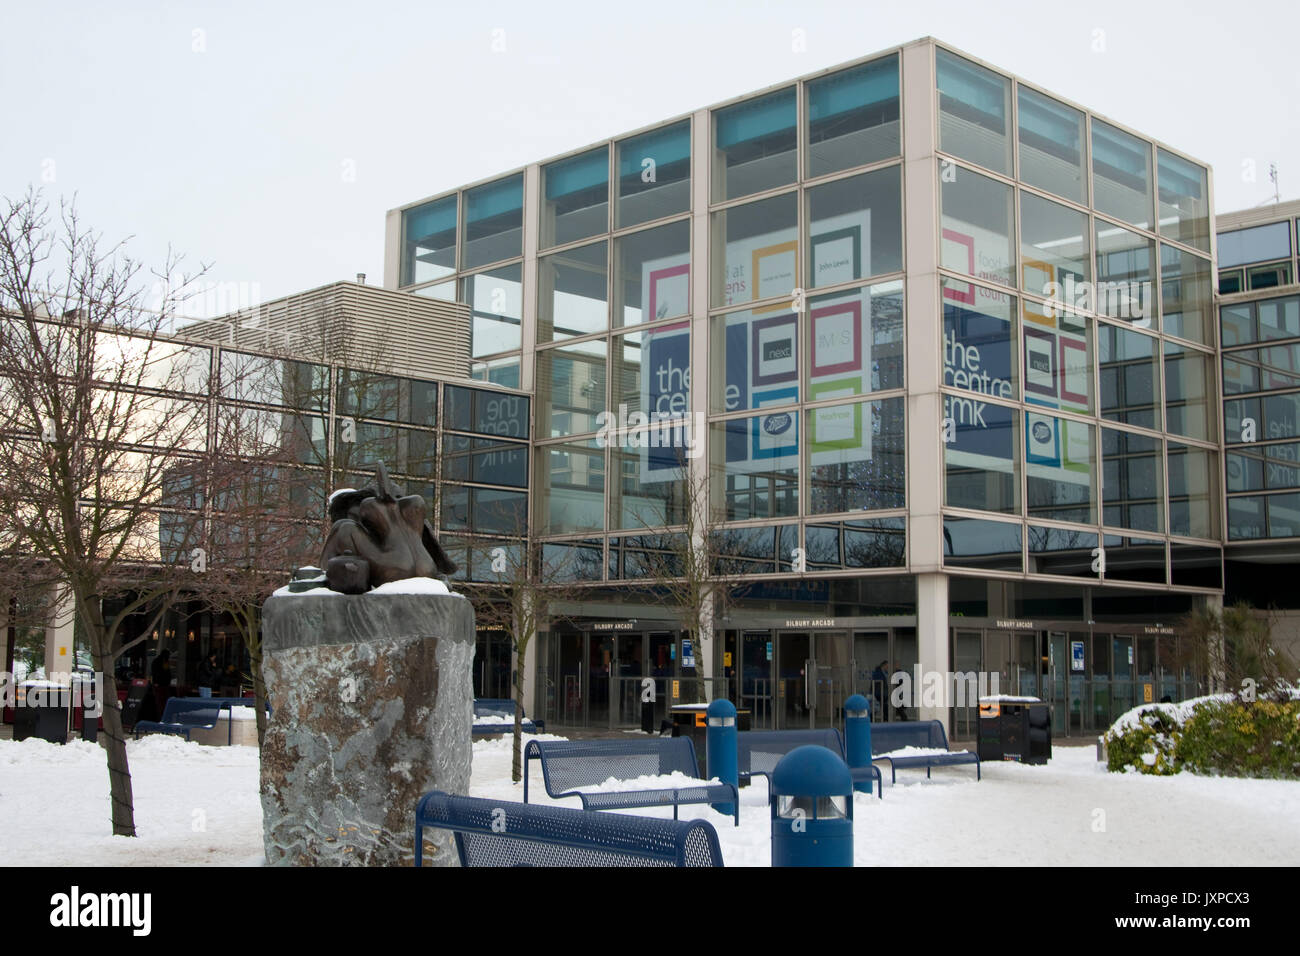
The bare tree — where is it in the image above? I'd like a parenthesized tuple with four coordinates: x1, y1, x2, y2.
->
(0, 190, 210, 836)
(463, 522, 588, 783)
(1179, 601, 1300, 698)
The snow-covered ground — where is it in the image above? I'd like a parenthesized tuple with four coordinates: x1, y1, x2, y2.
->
(2, 731, 1297, 866)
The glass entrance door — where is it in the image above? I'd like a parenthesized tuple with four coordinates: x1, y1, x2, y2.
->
(775, 631, 852, 729)
(811, 632, 853, 729)
(741, 631, 774, 729)
(775, 632, 811, 729)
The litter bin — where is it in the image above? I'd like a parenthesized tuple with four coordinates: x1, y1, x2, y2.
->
(978, 696, 1051, 764)
(12, 682, 71, 744)
(671, 703, 752, 777)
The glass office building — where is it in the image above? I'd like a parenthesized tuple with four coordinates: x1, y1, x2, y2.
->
(1215, 199, 1300, 664)
(387, 38, 1223, 736)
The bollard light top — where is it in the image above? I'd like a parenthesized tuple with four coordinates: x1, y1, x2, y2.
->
(706, 698, 737, 718)
(845, 693, 870, 713)
(771, 745, 852, 797)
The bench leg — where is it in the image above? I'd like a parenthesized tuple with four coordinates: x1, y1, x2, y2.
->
(927, 766, 931, 779)
(673, 804, 678, 821)
(976, 762, 981, 782)
(414, 825, 423, 867)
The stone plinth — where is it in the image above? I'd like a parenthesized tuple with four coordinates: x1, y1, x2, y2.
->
(259, 589, 474, 866)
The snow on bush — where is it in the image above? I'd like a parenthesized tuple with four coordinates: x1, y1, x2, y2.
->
(1105, 687, 1300, 778)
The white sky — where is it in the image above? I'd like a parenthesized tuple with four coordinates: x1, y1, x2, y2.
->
(2, 0, 1297, 315)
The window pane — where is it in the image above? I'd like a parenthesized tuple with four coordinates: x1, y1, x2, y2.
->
(711, 191, 798, 309)
(1101, 534, 1166, 584)
(806, 518, 906, 569)
(809, 281, 904, 395)
(1220, 302, 1255, 347)
(1102, 427, 1163, 532)
(470, 356, 521, 389)
(1017, 87, 1086, 204)
(536, 339, 607, 437)
(1028, 525, 1099, 578)
(441, 434, 529, 487)
(1025, 413, 1094, 523)
(613, 324, 691, 425)
(945, 399, 1019, 514)
(807, 397, 905, 513)
(610, 433, 690, 529)
(1227, 495, 1265, 540)
(463, 174, 523, 269)
(414, 280, 456, 302)
(461, 263, 523, 357)
(537, 240, 608, 342)
(1160, 245, 1212, 344)
(1266, 443, 1300, 489)
(219, 352, 328, 411)
(536, 440, 605, 534)
(713, 87, 797, 201)
(614, 220, 690, 327)
(1167, 441, 1218, 538)
(710, 416, 799, 521)
(1226, 449, 1265, 493)
(337, 370, 437, 426)
(936, 49, 1011, 175)
(1094, 222, 1156, 325)
(617, 120, 690, 228)
(1170, 543, 1222, 588)
(1218, 221, 1292, 269)
(807, 166, 902, 287)
(1223, 397, 1260, 443)
(1267, 492, 1300, 537)
(806, 55, 900, 178)
(1098, 325, 1159, 429)
(1163, 342, 1215, 442)
(941, 166, 1014, 289)
(943, 277, 1017, 402)
(943, 517, 1022, 570)
(1021, 192, 1090, 296)
(1022, 301, 1091, 413)
(710, 307, 798, 413)
(1258, 295, 1300, 341)
(1260, 344, 1300, 390)
(541, 146, 609, 248)
(1091, 120, 1153, 230)
(445, 385, 530, 438)
(1156, 149, 1210, 253)
(401, 195, 456, 286)
(1264, 392, 1300, 440)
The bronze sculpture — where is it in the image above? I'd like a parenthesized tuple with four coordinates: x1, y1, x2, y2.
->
(315, 462, 457, 594)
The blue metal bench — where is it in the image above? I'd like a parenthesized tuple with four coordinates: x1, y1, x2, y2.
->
(472, 697, 544, 735)
(737, 728, 884, 799)
(414, 790, 724, 867)
(133, 697, 267, 745)
(523, 738, 741, 826)
(870, 720, 981, 783)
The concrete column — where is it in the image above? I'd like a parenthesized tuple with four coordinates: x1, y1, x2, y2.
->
(519, 163, 541, 393)
(44, 586, 76, 679)
(916, 572, 950, 730)
(382, 208, 401, 290)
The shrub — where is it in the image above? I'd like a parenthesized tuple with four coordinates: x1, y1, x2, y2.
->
(1104, 691, 1300, 778)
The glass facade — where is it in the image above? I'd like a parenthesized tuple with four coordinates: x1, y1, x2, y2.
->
(382, 40, 1228, 729)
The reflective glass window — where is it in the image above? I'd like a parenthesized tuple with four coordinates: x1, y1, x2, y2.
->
(1017, 87, 1086, 204)
(401, 195, 456, 286)
(1022, 301, 1091, 414)
(710, 416, 799, 522)
(943, 517, 1022, 571)
(461, 263, 523, 357)
(536, 440, 605, 534)
(806, 55, 900, 177)
(1092, 120, 1153, 230)
(944, 399, 1019, 514)
(1258, 295, 1300, 342)
(711, 192, 798, 309)
(1094, 222, 1156, 325)
(936, 49, 1012, 175)
(943, 277, 1016, 402)
(1098, 325, 1159, 429)
(1160, 245, 1213, 344)
(1021, 192, 1090, 296)
(809, 281, 904, 396)
(807, 397, 905, 514)
(1218, 221, 1292, 269)
(1101, 427, 1163, 532)
(807, 166, 902, 287)
(614, 220, 690, 327)
(713, 88, 797, 201)
(1168, 441, 1218, 539)
(463, 174, 524, 269)
(1156, 149, 1210, 253)
(1028, 525, 1099, 578)
(710, 307, 799, 413)
(1163, 342, 1215, 442)
(541, 146, 609, 248)
(535, 339, 607, 437)
(537, 240, 608, 342)
(617, 121, 691, 228)
(941, 166, 1015, 289)
(445, 386, 529, 439)
(1025, 412, 1094, 523)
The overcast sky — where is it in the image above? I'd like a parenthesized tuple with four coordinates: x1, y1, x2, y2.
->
(3, 0, 1297, 315)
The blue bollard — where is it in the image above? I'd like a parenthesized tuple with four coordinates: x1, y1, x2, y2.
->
(844, 693, 873, 794)
(706, 699, 738, 817)
(770, 745, 854, 867)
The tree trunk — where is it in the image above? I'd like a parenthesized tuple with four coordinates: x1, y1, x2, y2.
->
(512, 652, 525, 784)
(84, 596, 136, 837)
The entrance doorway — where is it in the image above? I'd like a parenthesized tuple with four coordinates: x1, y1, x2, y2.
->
(773, 631, 853, 729)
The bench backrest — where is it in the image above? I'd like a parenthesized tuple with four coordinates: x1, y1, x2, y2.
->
(416, 790, 723, 867)
(474, 698, 523, 719)
(158, 698, 226, 726)
(737, 729, 844, 776)
(525, 738, 699, 796)
(870, 719, 948, 754)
